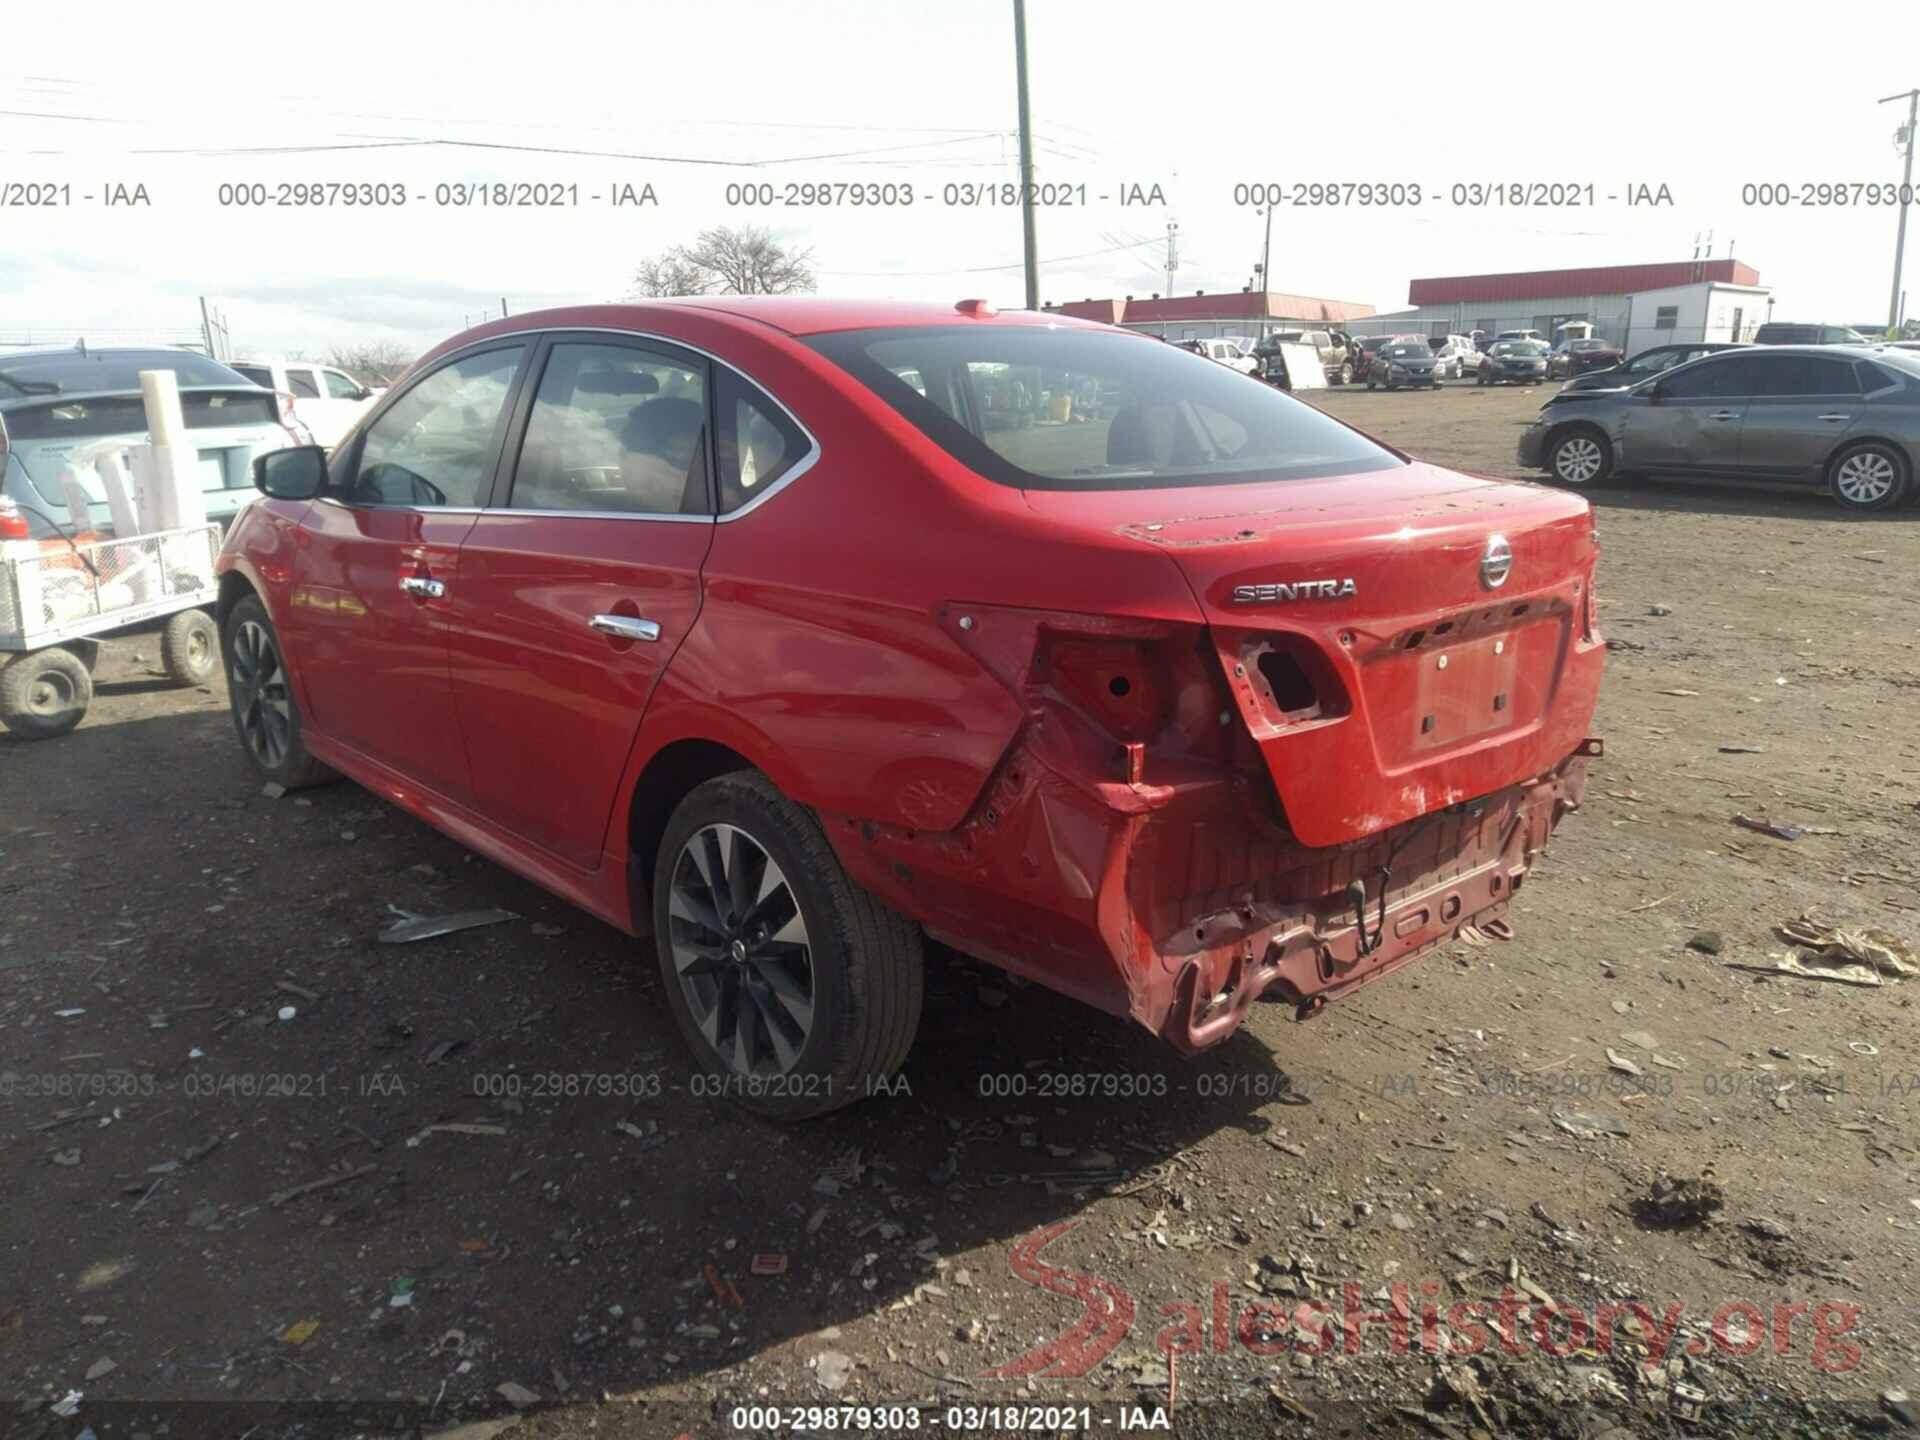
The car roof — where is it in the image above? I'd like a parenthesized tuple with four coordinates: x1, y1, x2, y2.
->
(495, 297, 1115, 339)
(2, 345, 207, 362)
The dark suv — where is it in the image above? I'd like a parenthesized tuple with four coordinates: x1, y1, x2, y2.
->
(1753, 323, 1871, 346)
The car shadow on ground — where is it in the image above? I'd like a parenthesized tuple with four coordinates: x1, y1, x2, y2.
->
(3, 707, 1304, 1409)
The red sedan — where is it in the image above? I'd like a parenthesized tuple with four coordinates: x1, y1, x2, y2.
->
(218, 298, 1605, 1118)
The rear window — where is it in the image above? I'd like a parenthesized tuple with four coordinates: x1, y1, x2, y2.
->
(0, 351, 250, 395)
(803, 325, 1397, 492)
(2, 391, 276, 441)
(1384, 342, 1429, 358)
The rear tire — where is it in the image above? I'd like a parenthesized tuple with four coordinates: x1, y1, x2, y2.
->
(652, 771, 924, 1121)
(1546, 426, 1614, 487)
(1826, 441, 1909, 512)
(0, 647, 92, 739)
(220, 595, 333, 788)
(160, 608, 219, 687)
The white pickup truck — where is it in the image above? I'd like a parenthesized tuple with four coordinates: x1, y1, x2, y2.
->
(230, 359, 382, 450)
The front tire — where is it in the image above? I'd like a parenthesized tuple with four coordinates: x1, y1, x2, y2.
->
(653, 771, 924, 1121)
(1337, 363, 1353, 385)
(221, 595, 333, 788)
(1826, 441, 1909, 512)
(0, 647, 92, 739)
(1547, 426, 1614, 487)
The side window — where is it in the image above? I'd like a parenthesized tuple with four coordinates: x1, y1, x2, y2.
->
(344, 346, 524, 508)
(324, 369, 363, 399)
(1747, 355, 1861, 397)
(1660, 355, 1749, 399)
(286, 368, 321, 399)
(714, 369, 810, 514)
(1858, 361, 1900, 393)
(233, 365, 274, 388)
(508, 342, 709, 516)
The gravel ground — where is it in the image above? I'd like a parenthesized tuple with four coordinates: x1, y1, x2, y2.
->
(2, 378, 1917, 1440)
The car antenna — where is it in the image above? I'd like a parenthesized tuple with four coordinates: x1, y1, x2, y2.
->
(75, 338, 87, 357)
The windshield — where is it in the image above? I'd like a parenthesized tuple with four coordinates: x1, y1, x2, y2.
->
(803, 325, 1399, 492)
(1492, 341, 1545, 357)
(1384, 342, 1429, 358)
(0, 350, 251, 396)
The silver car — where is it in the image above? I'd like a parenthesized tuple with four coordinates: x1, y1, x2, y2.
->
(0, 346, 309, 536)
(1517, 345, 1920, 512)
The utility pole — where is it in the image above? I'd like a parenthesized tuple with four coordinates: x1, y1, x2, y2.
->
(199, 296, 214, 358)
(1012, 0, 1039, 309)
(1164, 219, 1180, 301)
(500, 297, 509, 318)
(1260, 205, 1273, 334)
(1880, 88, 1918, 336)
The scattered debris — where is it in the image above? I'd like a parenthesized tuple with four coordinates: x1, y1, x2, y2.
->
(267, 1162, 377, 1208)
(1732, 813, 1804, 842)
(750, 1253, 788, 1277)
(1550, 1108, 1628, 1140)
(379, 906, 518, 944)
(1635, 1174, 1726, 1229)
(1777, 916, 1917, 981)
(494, 1381, 540, 1408)
(1605, 1048, 1643, 1077)
(1618, 1029, 1659, 1050)
(280, 1318, 320, 1345)
(1718, 744, 1765, 754)
(276, 1005, 298, 1022)
(83, 1357, 116, 1381)
(704, 1263, 744, 1310)
(814, 1351, 854, 1391)
(1686, 931, 1724, 956)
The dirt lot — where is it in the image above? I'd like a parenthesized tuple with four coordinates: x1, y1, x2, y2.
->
(3, 379, 1918, 1440)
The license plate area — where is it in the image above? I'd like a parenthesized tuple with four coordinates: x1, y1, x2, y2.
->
(1372, 616, 1561, 764)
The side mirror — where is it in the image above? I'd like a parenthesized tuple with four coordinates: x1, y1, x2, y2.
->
(254, 445, 327, 499)
(357, 387, 376, 401)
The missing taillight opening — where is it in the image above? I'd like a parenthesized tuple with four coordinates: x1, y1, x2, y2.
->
(1257, 648, 1320, 715)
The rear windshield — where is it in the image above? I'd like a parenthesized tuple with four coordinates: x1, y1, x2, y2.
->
(0, 351, 250, 396)
(1571, 339, 1610, 352)
(803, 325, 1398, 491)
(2, 391, 277, 442)
(1492, 341, 1544, 357)
(1384, 342, 1429, 358)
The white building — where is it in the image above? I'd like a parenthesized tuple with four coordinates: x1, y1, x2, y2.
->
(1350, 259, 1772, 352)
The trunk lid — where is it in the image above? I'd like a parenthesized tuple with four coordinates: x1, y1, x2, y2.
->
(1024, 462, 1605, 847)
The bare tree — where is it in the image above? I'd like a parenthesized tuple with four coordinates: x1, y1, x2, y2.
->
(322, 339, 417, 386)
(629, 225, 816, 298)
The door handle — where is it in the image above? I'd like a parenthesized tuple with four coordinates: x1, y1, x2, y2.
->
(1816, 413, 1851, 422)
(399, 576, 445, 599)
(589, 614, 661, 643)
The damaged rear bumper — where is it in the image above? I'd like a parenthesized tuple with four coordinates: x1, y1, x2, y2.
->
(825, 733, 1600, 1054)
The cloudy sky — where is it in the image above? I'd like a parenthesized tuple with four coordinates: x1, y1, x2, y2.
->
(3, 0, 1916, 359)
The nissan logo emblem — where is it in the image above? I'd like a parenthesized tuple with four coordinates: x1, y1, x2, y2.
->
(1480, 534, 1513, 589)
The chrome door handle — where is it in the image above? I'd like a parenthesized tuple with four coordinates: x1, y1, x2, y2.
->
(1816, 413, 1851, 422)
(589, 614, 661, 642)
(1708, 410, 1739, 420)
(399, 576, 445, 599)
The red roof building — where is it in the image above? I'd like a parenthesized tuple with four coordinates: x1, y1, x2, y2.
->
(1044, 290, 1375, 334)
(1407, 259, 1761, 307)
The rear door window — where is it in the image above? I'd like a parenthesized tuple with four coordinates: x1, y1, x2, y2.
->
(233, 365, 275, 388)
(286, 368, 321, 399)
(1661, 355, 1754, 398)
(507, 342, 710, 515)
(324, 369, 364, 399)
(343, 347, 524, 508)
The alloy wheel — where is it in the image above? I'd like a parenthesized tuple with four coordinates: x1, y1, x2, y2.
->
(229, 620, 291, 767)
(668, 822, 815, 1076)
(1554, 436, 1604, 484)
(1833, 450, 1896, 506)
